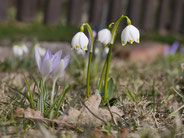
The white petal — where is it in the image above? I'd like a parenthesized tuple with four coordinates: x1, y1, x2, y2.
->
(79, 33, 89, 50)
(128, 25, 139, 43)
(121, 28, 128, 46)
(71, 32, 81, 50)
(98, 29, 111, 45)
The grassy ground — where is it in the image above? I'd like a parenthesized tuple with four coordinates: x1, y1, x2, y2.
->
(0, 49, 184, 137)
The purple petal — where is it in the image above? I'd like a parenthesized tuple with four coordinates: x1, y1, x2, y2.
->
(43, 49, 52, 63)
(51, 50, 62, 71)
(170, 41, 179, 54)
(34, 47, 41, 70)
(63, 55, 70, 69)
(93, 30, 97, 39)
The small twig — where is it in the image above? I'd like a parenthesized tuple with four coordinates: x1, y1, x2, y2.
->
(79, 98, 107, 124)
(107, 102, 118, 126)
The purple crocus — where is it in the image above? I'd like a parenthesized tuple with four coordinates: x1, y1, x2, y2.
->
(52, 54, 70, 81)
(34, 47, 70, 82)
(88, 30, 97, 41)
(164, 41, 179, 55)
(170, 41, 179, 54)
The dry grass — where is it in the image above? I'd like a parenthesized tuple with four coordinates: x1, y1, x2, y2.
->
(0, 52, 184, 137)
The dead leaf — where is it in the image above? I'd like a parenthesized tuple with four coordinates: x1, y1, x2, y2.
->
(14, 108, 42, 119)
(58, 94, 123, 126)
(118, 127, 129, 138)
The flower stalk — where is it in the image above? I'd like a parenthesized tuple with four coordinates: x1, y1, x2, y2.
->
(50, 79, 56, 119)
(103, 15, 131, 102)
(80, 23, 94, 98)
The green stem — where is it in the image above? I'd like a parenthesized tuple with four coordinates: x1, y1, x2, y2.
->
(98, 59, 107, 92)
(103, 45, 113, 102)
(103, 14, 131, 102)
(50, 79, 56, 119)
(80, 23, 94, 98)
(86, 52, 92, 98)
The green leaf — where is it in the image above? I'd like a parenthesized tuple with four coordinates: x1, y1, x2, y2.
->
(53, 83, 74, 119)
(125, 88, 136, 102)
(107, 78, 114, 101)
(23, 73, 36, 109)
(45, 83, 74, 118)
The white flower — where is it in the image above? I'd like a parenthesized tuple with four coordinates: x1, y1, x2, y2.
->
(76, 49, 86, 56)
(98, 29, 111, 46)
(34, 44, 46, 56)
(13, 44, 29, 57)
(121, 25, 140, 46)
(71, 32, 89, 50)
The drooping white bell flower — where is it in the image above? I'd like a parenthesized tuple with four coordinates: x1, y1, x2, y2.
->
(13, 44, 29, 57)
(71, 32, 89, 50)
(97, 29, 111, 46)
(121, 25, 140, 46)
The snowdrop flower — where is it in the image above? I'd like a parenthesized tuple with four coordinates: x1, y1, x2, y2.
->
(71, 32, 89, 50)
(121, 25, 140, 46)
(98, 29, 111, 46)
(34, 44, 46, 56)
(13, 44, 28, 57)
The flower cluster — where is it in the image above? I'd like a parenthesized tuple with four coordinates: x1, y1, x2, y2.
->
(70, 15, 140, 102)
(35, 47, 70, 82)
(71, 25, 140, 52)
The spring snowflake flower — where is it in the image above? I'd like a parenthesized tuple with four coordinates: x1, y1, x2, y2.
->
(71, 32, 89, 50)
(34, 44, 46, 56)
(98, 29, 111, 46)
(121, 25, 140, 46)
(13, 44, 28, 57)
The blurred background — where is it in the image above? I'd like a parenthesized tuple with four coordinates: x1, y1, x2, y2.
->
(0, 0, 183, 63)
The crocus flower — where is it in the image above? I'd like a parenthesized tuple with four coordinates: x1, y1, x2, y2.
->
(98, 29, 111, 46)
(164, 41, 179, 55)
(35, 47, 70, 82)
(121, 25, 140, 46)
(169, 41, 179, 54)
(35, 48, 53, 81)
(88, 30, 97, 41)
(13, 44, 28, 57)
(52, 55, 70, 81)
(71, 32, 89, 50)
